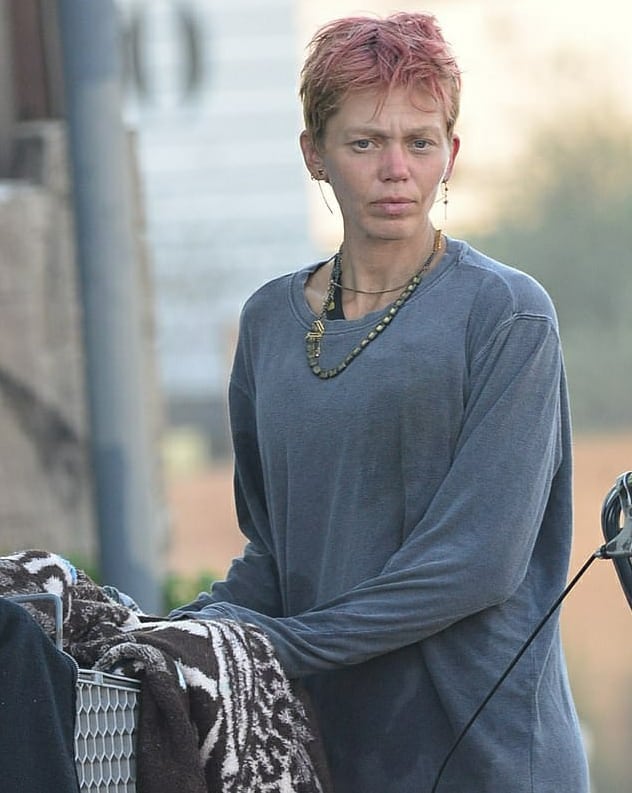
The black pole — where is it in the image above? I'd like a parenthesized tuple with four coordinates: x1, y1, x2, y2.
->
(57, 0, 163, 612)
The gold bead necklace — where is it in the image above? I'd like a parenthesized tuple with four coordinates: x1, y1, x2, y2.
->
(305, 229, 443, 379)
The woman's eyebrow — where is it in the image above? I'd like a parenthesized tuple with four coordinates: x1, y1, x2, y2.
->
(344, 124, 442, 137)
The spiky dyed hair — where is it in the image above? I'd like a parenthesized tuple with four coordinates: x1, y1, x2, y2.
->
(300, 13, 462, 144)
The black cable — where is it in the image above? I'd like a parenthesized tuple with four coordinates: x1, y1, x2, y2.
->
(429, 551, 599, 793)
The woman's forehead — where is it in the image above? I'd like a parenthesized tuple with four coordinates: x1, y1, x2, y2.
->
(327, 86, 445, 130)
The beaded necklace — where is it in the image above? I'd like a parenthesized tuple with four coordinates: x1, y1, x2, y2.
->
(305, 229, 443, 379)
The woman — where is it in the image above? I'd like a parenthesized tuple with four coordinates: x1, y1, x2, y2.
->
(173, 13, 590, 792)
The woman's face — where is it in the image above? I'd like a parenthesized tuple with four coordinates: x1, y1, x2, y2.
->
(302, 86, 459, 246)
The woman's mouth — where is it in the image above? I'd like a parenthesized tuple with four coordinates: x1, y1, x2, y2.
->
(372, 198, 415, 215)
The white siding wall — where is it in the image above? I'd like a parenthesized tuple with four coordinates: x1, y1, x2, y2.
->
(118, 0, 317, 400)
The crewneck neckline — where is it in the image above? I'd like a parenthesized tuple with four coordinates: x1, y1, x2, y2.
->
(291, 235, 462, 333)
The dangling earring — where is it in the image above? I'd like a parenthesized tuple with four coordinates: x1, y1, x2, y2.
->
(441, 179, 449, 223)
(312, 169, 335, 215)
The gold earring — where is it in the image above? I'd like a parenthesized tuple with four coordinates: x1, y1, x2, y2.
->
(441, 179, 449, 222)
(317, 179, 334, 215)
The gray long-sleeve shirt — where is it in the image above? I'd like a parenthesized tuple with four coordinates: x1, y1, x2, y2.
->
(172, 237, 589, 793)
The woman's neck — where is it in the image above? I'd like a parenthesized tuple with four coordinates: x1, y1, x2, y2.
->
(304, 229, 444, 322)
(333, 228, 443, 319)
(339, 228, 440, 290)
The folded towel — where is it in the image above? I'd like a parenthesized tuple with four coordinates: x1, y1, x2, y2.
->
(1, 550, 331, 793)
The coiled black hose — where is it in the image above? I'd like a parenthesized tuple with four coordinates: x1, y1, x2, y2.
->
(600, 470, 632, 609)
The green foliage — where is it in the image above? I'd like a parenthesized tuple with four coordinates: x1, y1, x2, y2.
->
(468, 111, 632, 430)
(60, 554, 102, 584)
(163, 569, 218, 613)
(67, 556, 219, 614)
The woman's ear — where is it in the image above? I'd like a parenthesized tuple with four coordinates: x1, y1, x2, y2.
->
(300, 130, 327, 181)
(443, 134, 460, 182)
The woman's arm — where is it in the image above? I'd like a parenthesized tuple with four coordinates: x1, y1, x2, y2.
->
(174, 315, 571, 677)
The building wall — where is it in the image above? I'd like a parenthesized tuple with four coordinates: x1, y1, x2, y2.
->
(0, 122, 95, 558)
(117, 0, 318, 435)
(0, 0, 15, 174)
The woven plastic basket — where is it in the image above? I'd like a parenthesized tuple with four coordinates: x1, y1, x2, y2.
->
(74, 668, 140, 793)
(8, 594, 141, 793)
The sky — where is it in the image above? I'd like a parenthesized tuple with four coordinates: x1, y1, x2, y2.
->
(296, 0, 632, 243)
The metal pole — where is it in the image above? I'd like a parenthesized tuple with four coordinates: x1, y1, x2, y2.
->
(57, 0, 163, 613)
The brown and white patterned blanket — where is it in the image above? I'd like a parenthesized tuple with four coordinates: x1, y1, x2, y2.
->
(0, 550, 331, 793)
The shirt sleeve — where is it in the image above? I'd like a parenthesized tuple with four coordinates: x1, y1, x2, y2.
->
(173, 313, 569, 678)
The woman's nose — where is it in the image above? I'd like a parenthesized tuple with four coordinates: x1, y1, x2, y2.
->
(379, 145, 410, 181)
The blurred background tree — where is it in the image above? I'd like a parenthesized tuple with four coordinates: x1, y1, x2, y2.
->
(468, 109, 632, 431)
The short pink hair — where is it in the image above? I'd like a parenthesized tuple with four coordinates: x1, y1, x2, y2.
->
(300, 13, 461, 144)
